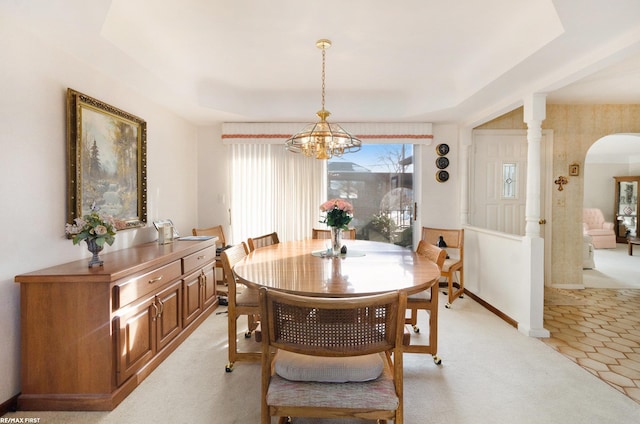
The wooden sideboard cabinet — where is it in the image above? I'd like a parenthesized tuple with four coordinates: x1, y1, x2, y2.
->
(14, 238, 218, 411)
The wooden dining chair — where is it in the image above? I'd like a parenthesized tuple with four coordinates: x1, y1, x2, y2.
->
(192, 225, 227, 288)
(422, 226, 464, 308)
(259, 287, 407, 424)
(220, 242, 261, 372)
(192, 224, 226, 245)
(247, 231, 280, 252)
(311, 228, 357, 240)
(404, 240, 446, 364)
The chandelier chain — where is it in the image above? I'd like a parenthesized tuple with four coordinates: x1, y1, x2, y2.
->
(321, 46, 326, 111)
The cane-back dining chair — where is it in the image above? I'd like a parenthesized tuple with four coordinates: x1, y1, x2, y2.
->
(404, 240, 446, 364)
(311, 228, 357, 240)
(220, 242, 260, 372)
(192, 225, 227, 288)
(247, 232, 280, 252)
(421, 226, 464, 308)
(259, 287, 407, 424)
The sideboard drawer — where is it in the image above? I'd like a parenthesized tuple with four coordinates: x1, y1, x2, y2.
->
(182, 245, 216, 275)
(113, 260, 182, 309)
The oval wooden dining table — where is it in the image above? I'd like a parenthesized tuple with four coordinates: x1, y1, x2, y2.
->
(233, 239, 441, 297)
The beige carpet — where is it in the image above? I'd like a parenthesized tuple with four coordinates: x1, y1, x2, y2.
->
(583, 244, 640, 288)
(5, 294, 640, 423)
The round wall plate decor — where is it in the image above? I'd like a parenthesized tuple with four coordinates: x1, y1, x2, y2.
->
(436, 143, 450, 156)
(436, 170, 449, 182)
(436, 156, 449, 169)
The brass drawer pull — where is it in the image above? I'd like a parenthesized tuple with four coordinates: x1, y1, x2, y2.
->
(148, 276, 163, 284)
(157, 298, 164, 318)
(151, 302, 159, 321)
(197, 255, 206, 260)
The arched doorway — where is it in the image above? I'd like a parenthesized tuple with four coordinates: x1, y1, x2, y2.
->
(583, 133, 640, 288)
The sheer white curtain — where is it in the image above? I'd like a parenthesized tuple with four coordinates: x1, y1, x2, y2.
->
(230, 144, 326, 244)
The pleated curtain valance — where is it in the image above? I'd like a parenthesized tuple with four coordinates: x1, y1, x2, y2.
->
(221, 122, 434, 145)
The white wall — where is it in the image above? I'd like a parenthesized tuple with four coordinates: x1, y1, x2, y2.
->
(422, 124, 461, 228)
(195, 125, 232, 242)
(584, 162, 631, 222)
(0, 16, 200, 404)
(464, 226, 536, 332)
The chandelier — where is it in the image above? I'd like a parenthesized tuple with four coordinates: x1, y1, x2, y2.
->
(286, 39, 361, 160)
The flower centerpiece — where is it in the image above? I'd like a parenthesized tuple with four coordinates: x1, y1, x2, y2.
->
(320, 198, 354, 256)
(65, 203, 117, 267)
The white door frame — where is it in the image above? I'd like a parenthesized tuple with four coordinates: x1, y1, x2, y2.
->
(470, 129, 553, 285)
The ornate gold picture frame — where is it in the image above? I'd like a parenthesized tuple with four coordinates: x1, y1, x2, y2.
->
(569, 163, 580, 176)
(66, 88, 147, 228)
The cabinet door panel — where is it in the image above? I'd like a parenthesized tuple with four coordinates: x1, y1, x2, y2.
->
(114, 298, 156, 386)
(183, 271, 203, 328)
(202, 265, 217, 309)
(157, 280, 183, 351)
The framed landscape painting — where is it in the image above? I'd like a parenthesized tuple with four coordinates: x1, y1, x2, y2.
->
(66, 88, 147, 228)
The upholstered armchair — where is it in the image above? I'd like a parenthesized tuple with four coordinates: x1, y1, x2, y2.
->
(582, 208, 616, 249)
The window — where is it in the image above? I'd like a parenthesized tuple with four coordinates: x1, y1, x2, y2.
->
(224, 122, 431, 245)
(327, 144, 414, 247)
(502, 162, 518, 199)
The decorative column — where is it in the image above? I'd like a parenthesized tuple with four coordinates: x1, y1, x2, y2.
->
(522, 93, 550, 338)
(524, 94, 546, 237)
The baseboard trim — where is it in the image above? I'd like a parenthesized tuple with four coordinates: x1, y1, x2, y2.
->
(0, 394, 18, 416)
(463, 289, 518, 328)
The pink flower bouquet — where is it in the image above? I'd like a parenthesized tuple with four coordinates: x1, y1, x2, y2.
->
(320, 198, 354, 230)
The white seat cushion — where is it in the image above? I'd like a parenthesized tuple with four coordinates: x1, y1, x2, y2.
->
(274, 350, 384, 383)
(267, 359, 398, 410)
(292, 418, 377, 423)
(443, 257, 462, 272)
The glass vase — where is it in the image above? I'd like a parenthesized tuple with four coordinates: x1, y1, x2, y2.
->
(330, 227, 342, 257)
(85, 238, 104, 268)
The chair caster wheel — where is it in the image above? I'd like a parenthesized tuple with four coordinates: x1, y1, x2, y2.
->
(460, 295, 464, 299)
(445, 303, 451, 309)
(412, 325, 420, 333)
(244, 331, 252, 338)
(225, 363, 234, 372)
(433, 355, 442, 365)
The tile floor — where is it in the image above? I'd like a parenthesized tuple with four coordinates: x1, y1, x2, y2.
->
(542, 287, 640, 404)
